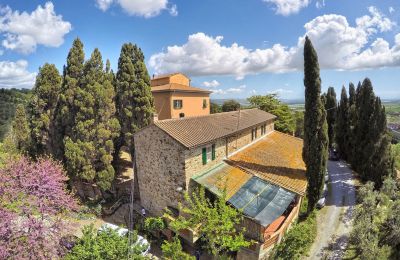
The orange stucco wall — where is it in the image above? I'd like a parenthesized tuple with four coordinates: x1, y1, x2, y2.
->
(170, 92, 210, 119)
(151, 73, 190, 86)
(153, 92, 172, 120)
(153, 91, 210, 120)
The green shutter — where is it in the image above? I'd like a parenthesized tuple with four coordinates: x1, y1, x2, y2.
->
(202, 147, 207, 165)
(211, 144, 216, 160)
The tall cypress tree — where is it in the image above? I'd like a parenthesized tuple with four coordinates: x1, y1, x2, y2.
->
(335, 86, 349, 160)
(27, 63, 62, 156)
(12, 104, 31, 153)
(368, 97, 394, 186)
(354, 79, 395, 186)
(303, 37, 329, 212)
(325, 87, 337, 148)
(353, 79, 376, 175)
(53, 38, 85, 160)
(64, 48, 120, 191)
(348, 83, 357, 162)
(114, 43, 154, 159)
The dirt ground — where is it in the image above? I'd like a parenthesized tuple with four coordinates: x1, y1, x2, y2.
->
(304, 160, 356, 259)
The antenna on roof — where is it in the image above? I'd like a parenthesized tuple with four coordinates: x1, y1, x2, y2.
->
(235, 104, 241, 150)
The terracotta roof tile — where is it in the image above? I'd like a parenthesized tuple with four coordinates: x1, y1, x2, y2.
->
(151, 83, 211, 93)
(228, 131, 307, 196)
(154, 109, 276, 148)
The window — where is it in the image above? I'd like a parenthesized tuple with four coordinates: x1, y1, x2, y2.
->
(202, 144, 216, 165)
(173, 100, 183, 109)
(179, 113, 185, 118)
(261, 124, 267, 135)
(202, 147, 207, 165)
(252, 128, 257, 141)
(203, 99, 208, 109)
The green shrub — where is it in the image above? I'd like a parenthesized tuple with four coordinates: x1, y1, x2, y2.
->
(271, 212, 317, 260)
(161, 236, 194, 260)
(65, 224, 148, 260)
(144, 217, 166, 233)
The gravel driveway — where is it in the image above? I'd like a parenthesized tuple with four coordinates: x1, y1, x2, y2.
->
(304, 160, 356, 260)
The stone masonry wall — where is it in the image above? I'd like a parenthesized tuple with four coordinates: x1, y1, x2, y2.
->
(227, 121, 274, 156)
(134, 125, 187, 216)
(184, 138, 226, 188)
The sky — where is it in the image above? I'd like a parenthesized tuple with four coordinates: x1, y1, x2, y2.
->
(0, 0, 399, 100)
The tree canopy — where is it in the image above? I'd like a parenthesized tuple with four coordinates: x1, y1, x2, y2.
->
(0, 156, 77, 259)
(303, 36, 328, 212)
(165, 187, 250, 257)
(221, 99, 240, 112)
(65, 225, 148, 260)
(248, 94, 295, 134)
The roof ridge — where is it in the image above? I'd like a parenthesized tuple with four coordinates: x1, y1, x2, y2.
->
(154, 108, 260, 123)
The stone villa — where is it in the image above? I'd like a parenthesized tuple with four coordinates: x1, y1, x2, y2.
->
(134, 105, 307, 259)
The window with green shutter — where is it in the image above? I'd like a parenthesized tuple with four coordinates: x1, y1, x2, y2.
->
(202, 147, 207, 165)
(211, 144, 216, 160)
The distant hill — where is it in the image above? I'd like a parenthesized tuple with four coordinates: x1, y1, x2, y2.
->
(0, 88, 31, 141)
(211, 98, 306, 107)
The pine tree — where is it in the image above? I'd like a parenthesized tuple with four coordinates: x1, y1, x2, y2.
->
(324, 87, 337, 148)
(27, 63, 62, 156)
(115, 43, 154, 158)
(64, 48, 120, 191)
(335, 86, 349, 160)
(303, 36, 329, 213)
(53, 38, 85, 160)
(12, 104, 31, 153)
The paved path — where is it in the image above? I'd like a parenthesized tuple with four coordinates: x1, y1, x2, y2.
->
(305, 160, 356, 260)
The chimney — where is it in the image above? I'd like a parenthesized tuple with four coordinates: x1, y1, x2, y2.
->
(151, 113, 158, 123)
(152, 74, 155, 79)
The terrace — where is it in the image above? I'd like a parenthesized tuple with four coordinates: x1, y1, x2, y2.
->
(192, 131, 307, 257)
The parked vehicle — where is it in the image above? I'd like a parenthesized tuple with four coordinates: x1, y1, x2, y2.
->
(317, 184, 328, 209)
(98, 223, 150, 256)
(329, 149, 339, 161)
(325, 170, 329, 183)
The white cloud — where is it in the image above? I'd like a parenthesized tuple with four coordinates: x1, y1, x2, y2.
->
(211, 85, 246, 95)
(149, 32, 296, 78)
(96, 0, 113, 11)
(356, 6, 394, 34)
(315, 0, 325, 9)
(264, 0, 310, 16)
(202, 80, 220, 88)
(0, 60, 36, 89)
(169, 4, 178, 16)
(389, 7, 395, 14)
(150, 6, 400, 77)
(95, 0, 176, 18)
(0, 2, 72, 54)
(249, 89, 257, 95)
(267, 88, 294, 94)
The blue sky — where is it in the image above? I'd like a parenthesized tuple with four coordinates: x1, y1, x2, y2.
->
(0, 0, 399, 100)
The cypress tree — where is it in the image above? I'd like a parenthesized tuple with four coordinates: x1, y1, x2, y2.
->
(114, 43, 154, 159)
(12, 104, 31, 153)
(64, 48, 120, 191)
(303, 37, 329, 212)
(53, 38, 85, 160)
(27, 63, 62, 156)
(353, 79, 376, 175)
(325, 87, 337, 148)
(368, 97, 394, 186)
(335, 86, 349, 160)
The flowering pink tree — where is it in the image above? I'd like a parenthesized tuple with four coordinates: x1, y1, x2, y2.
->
(0, 156, 77, 259)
